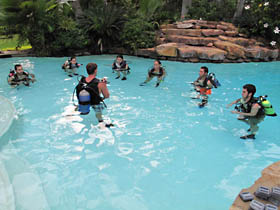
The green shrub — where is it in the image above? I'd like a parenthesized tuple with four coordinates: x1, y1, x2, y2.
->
(120, 16, 156, 51)
(187, 0, 236, 22)
(0, 0, 86, 56)
(235, 0, 280, 48)
(79, 2, 127, 53)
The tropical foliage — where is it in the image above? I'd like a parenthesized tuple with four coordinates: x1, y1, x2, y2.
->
(0, 0, 85, 56)
(0, 0, 279, 56)
(120, 16, 156, 51)
(235, 0, 280, 47)
(79, 2, 127, 53)
(186, 0, 237, 22)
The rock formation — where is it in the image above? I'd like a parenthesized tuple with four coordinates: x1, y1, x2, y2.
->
(137, 20, 280, 63)
(230, 161, 280, 210)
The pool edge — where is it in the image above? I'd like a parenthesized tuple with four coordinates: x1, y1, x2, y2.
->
(0, 95, 16, 210)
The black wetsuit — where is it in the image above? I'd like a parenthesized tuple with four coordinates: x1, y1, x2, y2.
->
(9, 72, 30, 86)
(148, 67, 164, 78)
(76, 77, 102, 105)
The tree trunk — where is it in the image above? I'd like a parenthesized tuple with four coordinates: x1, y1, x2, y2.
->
(233, 0, 245, 22)
(71, 0, 83, 20)
(181, 0, 192, 19)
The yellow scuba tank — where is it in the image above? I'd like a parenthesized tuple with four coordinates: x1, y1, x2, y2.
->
(259, 96, 277, 117)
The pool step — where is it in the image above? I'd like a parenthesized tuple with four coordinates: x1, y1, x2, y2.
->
(1, 144, 50, 210)
(0, 160, 15, 210)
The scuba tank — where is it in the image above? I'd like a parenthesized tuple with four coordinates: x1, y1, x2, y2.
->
(208, 72, 221, 88)
(259, 95, 277, 117)
(78, 89, 91, 115)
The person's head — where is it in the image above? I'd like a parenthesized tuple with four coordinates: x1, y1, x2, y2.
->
(70, 57, 77, 64)
(86, 63, 98, 75)
(116, 55, 123, 64)
(14, 64, 23, 74)
(154, 60, 161, 70)
(242, 84, 256, 100)
(199, 66, 208, 77)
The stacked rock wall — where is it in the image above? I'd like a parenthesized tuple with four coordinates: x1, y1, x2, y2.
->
(136, 20, 280, 63)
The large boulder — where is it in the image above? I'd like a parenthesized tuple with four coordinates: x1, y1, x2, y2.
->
(217, 24, 228, 31)
(245, 46, 279, 60)
(219, 21, 236, 30)
(136, 48, 157, 58)
(201, 29, 224, 37)
(214, 41, 246, 59)
(176, 23, 194, 29)
(195, 47, 227, 60)
(178, 46, 227, 60)
(167, 35, 219, 46)
(161, 28, 202, 37)
(225, 31, 239, 37)
(160, 24, 177, 30)
(218, 35, 256, 47)
(155, 43, 183, 57)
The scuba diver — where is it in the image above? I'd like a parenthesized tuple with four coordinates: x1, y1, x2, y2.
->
(139, 60, 166, 87)
(112, 55, 130, 80)
(192, 66, 220, 108)
(227, 84, 277, 140)
(62, 57, 81, 77)
(7, 64, 36, 87)
(75, 62, 113, 127)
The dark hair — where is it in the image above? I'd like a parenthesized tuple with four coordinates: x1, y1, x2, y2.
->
(117, 55, 123, 59)
(201, 66, 208, 74)
(243, 84, 256, 96)
(70, 57, 76, 61)
(86, 63, 98, 75)
(155, 60, 161, 65)
(14, 64, 22, 70)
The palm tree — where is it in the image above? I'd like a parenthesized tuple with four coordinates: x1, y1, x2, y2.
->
(79, 2, 127, 53)
(0, 0, 59, 53)
(138, 0, 164, 19)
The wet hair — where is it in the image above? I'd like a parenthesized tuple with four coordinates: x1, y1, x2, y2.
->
(86, 63, 97, 75)
(154, 60, 161, 65)
(14, 64, 22, 70)
(201, 66, 208, 74)
(70, 57, 76, 61)
(243, 84, 256, 96)
(116, 55, 123, 59)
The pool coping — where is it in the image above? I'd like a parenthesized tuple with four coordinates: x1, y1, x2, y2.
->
(0, 95, 16, 210)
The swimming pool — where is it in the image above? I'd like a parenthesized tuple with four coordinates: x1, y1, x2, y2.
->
(0, 55, 280, 210)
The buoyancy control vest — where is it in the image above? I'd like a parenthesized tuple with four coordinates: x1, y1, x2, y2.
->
(239, 97, 265, 117)
(112, 60, 130, 71)
(8, 70, 30, 86)
(148, 67, 164, 77)
(75, 77, 103, 115)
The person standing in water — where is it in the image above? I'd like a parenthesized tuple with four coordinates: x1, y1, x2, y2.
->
(112, 55, 130, 80)
(140, 60, 166, 87)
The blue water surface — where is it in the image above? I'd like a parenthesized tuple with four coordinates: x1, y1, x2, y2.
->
(0, 55, 280, 210)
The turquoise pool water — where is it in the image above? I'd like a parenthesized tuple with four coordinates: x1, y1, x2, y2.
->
(0, 55, 280, 210)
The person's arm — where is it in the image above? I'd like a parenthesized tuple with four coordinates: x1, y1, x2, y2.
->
(231, 103, 260, 116)
(98, 82, 109, 99)
(159, 69, 166, 81)
(206, 80, 213, 89)
(29, 73, 36, 82)
(63, 61, 69, 69)
(7, 76, 15, 84)
(227, 98, 241, 108)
